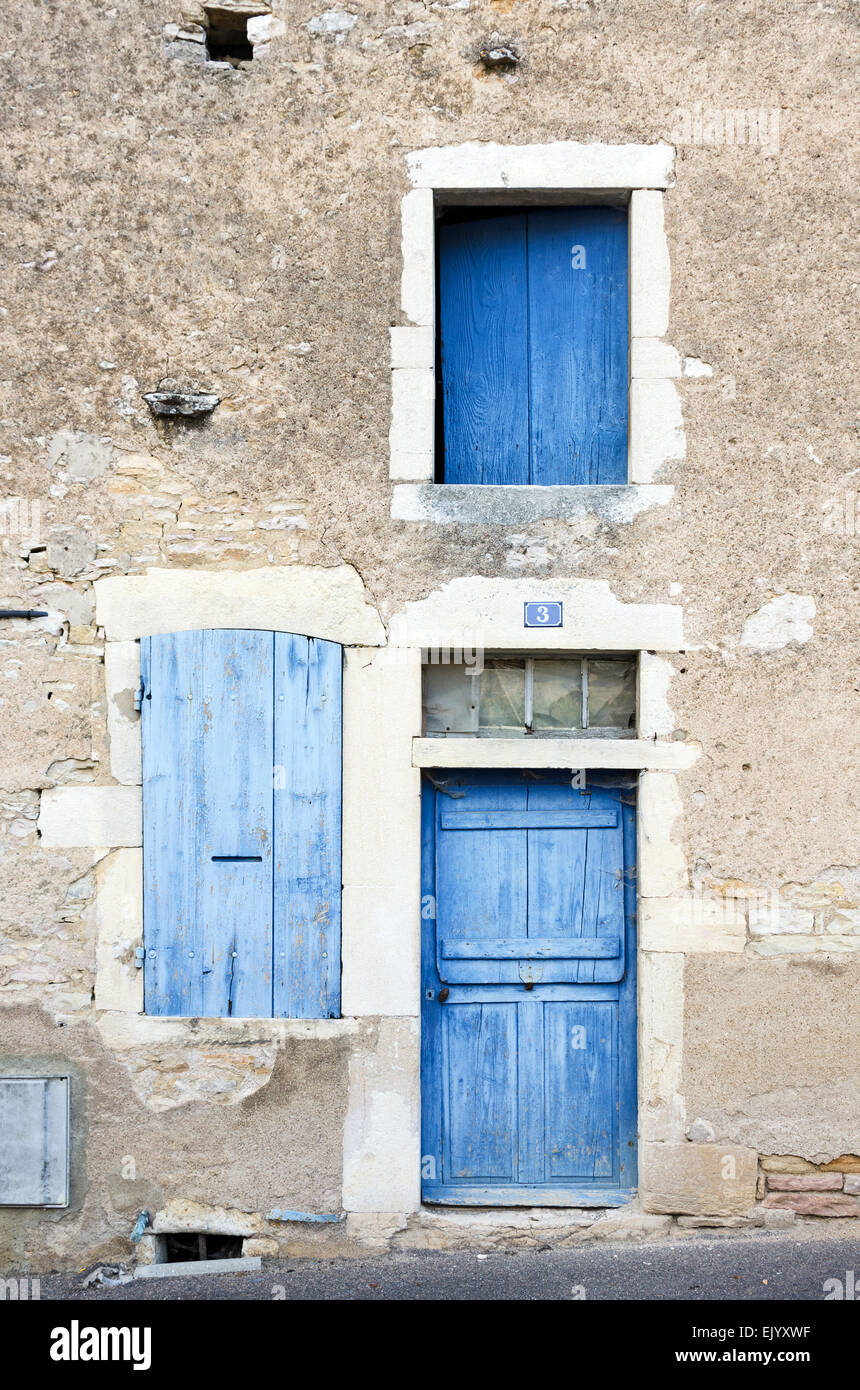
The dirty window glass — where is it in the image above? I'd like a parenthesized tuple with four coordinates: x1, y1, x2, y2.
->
(478, 661, 525, 732)
(587, 660, 637, 730)
(532, 660, 584, 731)
(422, 657, 636, 736)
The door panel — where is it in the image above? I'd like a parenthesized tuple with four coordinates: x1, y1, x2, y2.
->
(422, 770, 637, 1205)
(544, 1001, 617, 1180)
(444, 1003, 518, 1181)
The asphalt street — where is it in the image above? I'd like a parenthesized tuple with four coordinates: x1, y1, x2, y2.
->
(32, 1231, 860, 1301)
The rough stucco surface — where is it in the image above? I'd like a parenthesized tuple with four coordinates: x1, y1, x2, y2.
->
(0, 0, 857, 1260)
(0, 1007, 348, 1271)
(683, 956, 860, 1162)
(1, 3, 855, 867)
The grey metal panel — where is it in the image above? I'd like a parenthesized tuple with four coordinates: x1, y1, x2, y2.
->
(0, 1077, 70, 1207)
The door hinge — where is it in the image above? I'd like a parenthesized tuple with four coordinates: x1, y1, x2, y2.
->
(133, 684, 144, 712)
(134, 947, 145, 968)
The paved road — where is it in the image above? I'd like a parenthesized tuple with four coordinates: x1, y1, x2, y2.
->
(33, 1232, 860, 1300)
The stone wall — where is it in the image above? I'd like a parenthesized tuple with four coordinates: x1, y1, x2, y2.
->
(0, 0, 857, 1265)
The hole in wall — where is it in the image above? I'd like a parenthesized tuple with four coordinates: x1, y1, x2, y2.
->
(162, 1233, 244, 1262)
(204, 12, 254, 63)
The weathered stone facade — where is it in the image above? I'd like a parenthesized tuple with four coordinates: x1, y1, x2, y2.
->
(1, 1, 858, 1267)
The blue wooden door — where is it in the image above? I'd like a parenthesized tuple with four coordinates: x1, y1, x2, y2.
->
(421, 770, 637, 1205)
(141, 629, 341, 1019)
(439, 206, 628, 485)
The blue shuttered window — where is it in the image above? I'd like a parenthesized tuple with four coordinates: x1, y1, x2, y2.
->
(141, 629, 342, 1019)
(438, 206, 629, 485)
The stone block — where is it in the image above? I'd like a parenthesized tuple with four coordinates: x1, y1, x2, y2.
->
(763, 1192, 860, 1217)
(766, 1173, 843, 1191)
(640, 1142, 758, 1216)
(759, 1154, 818, 1174)
(39, 785, 142, 848)
(243, 1237, 279, 1257)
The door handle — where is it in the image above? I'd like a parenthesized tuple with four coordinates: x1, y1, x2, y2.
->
(437, 988, 450, 1003)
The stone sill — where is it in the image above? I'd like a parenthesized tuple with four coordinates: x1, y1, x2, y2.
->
(391, 483, 674, 525)
(412, 737, 699, 770)
(95, 1011, 363, 1050)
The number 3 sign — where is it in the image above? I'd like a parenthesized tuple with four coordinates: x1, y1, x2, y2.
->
(523, 601, 563, 628)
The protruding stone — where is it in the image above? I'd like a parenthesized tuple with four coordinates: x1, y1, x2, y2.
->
(687, 1118, 716, 1143)
(763, 1192, 860, 1217)
(759, 1154, 818, 1174)
(766, 1173, 843, 1191)
(676, 1215, 757, 1229)
(142, 390, 220, 418)
(763, 1207, 797, 1229)
(243, 1237, 279, 1257)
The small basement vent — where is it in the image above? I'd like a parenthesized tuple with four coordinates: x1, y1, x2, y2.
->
(162, 1233, 244, 1262)
(0, 1076, 69, 1207)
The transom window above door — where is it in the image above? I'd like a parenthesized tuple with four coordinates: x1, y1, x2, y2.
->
(423, 656, 636, 738)
(437, 205, 628, 486)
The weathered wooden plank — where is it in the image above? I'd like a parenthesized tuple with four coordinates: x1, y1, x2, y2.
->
(439, 213, 530, 484)
(273, 634, 342, 1018)
(440, 808, 618, 830)
(142, 630, 206, 1016)
(440, 936, 621, 960)
(527, 206, 628, 484)
(198, 630, 274, 1018)
(516, 1000, 545, 1185)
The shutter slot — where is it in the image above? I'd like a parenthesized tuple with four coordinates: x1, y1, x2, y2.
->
(211, 855, 263, 862)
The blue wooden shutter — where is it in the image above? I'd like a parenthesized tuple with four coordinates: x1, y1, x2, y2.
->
(273, 633, 342, 1018)
(439, 206, 628, 485)
(438, 213, 530, 485)
(142, 629, 341, 1019)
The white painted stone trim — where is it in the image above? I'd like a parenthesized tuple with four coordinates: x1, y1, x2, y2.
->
(638, 652, 676, 738)
(391, 483, 675, 525)
(104, 641, 142, 785)
(387, 577, 684, 652)
(405, 141, 674, 191)
(400, 187, 435, 329)
(342, 648, 422, 1017)
(95, 564, 386, 645)
(639, 951, 686, 1143)
(629, 190, 671, 338)
(629, 379, 686, 484)
(96, 1013, 360, 1049)
(342, 1017, 421, 1213)
(389, 367, 435, 483)
(412, 738, 698, 771)
(38, 785, 142, 848)
(91, 849, 144, 1013)
(391, 143, 683, 499)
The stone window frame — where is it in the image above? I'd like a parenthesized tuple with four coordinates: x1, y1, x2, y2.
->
(37, 568, 737, 1217)
(389, 141, 684, 525)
